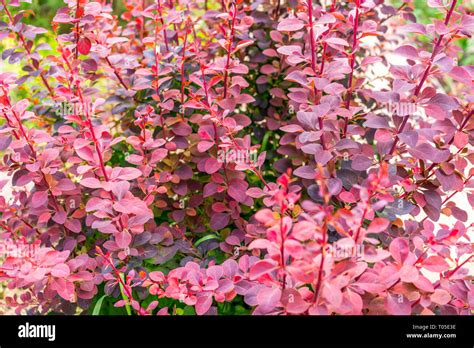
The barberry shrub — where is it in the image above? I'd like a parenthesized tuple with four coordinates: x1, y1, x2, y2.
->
(0, 0, 472, 315)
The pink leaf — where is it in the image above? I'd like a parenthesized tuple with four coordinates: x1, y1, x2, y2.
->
(277, 45, 302, 56)
(422, 255, 450, 272)
(246, 187, 265, 198)
(292, 221, 315, 241)
(325, 37, 349, 46)
(195, 294, 213, 315)
(281, 289, 309, 314)
(256, 286, 281, 311)
(367, 217, 390, 233)
(115, 230, 132, 249)
(322, 282, 343, 307)
(80, 177, 103, 189)
(248, 239, 271, 250)
(389, 238, 409, 264)
(31, 190, 48, 208)
(277, 18, 304, 31)
(385, 293, 411, 315)
(51, 264, 71, 278)
(197, 141, 214, 153)
(227, 179, 249, 203)
(430, 289, 451, 305)
(115, 167, 142, 181)
(64, 219, 81, 233)
(249, 259, 277, 280)
(204, 157, 222, 174)
(399, 264, 419, 283)
(52, 278, 76, 302)
(77, 37, 92, 55)
(111, 181, 130, 200)
(394, 45, 419, 60)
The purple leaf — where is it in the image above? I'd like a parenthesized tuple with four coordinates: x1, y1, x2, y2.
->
(210, 213, 229, 230)
(351, 155, 372, 171)
(294, 166, 316, 179)
(408, 143, 450, 163)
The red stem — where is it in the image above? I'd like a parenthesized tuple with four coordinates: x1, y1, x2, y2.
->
(156, 0, 170, 52)
(399, 109, 472, 199)
(307, 0, 317, 79)
(307, 0, 326, 150)
(74, 0, 83, 60)
(0, 107, 20, 140)
(317, 0, 337, 81)
(222, 2, 237, 100)
(388, 0, 458, 155)
(153, 23, 162, 101)
(200, 64, 212, 108)
(198, 67, 270, 190)
(342, 0, 360, 139)
(411, 254, 473, 309)
(180, 26, 189, 120)
(60, 48, 117, 197)
(279, 213, 287, 292)
(353, 204, 368, 243)
(1, 0, 55, 97)
(379, 2, 406, 25)
(105, 57, 129, 90)
(312, 218, 327, 304)
(97, 248, 144, 315)
(0, 221, 13, 233)
(419, 174, 472, 224)
(1, 89, 61, 211)
(274, 0, 281, 20)
(311, 167, 330, 304)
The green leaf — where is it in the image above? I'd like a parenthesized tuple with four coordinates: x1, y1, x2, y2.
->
(92, 295, 107, 315)
(194, 234, 220, 247)
(260, 130, 272, 152)
(119, 273, 132, 316)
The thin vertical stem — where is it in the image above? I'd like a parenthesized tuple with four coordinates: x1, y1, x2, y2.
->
(1, 88, 61, 212)
(311, 164, 330, 304)
(222, 1, 237, 100)
(156, 0, 170, 52)
(388, 0, 458, 155)
(180, 25, 190, 120)
(74, 0, 83, 60)
(1, 0, 55, 97)
(317, 0, 337, 82)
(279, 213, 287, 292)
(307, 0, 331, 150)
(342, 0, 360, 139)
(104, 57, 129, 90)
(399, 109, 472, 199)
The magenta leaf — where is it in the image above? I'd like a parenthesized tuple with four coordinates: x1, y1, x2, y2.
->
(115, 230, 132, 249)
(277, 18, 304, 31)
(385, 293, 411, 315)
(31, 190, 48, 208)
(249, 260, 277, 280)
(389, 238, 409, 264)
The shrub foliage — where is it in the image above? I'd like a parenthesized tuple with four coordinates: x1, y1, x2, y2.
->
(0, 0, 473, 315)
